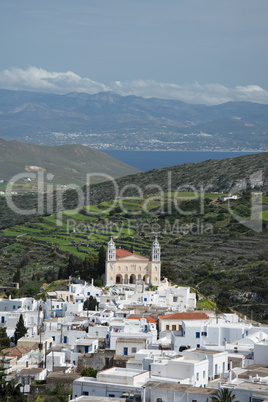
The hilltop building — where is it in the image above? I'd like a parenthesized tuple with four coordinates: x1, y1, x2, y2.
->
(105, 237, 161, 286)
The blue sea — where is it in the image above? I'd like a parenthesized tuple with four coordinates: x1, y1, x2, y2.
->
(102, 150, 258, 172)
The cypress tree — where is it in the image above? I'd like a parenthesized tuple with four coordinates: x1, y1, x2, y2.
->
(14, 314, 27, 345)
(98, 246, 106, 276)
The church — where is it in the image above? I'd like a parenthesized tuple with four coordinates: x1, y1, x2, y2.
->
(105, 237, 161, 286)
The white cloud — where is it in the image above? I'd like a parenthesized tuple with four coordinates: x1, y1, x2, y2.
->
(0, 66, 109, 94)
(0, 66, 268, 105)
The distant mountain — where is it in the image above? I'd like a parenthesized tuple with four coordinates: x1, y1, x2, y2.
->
(0, 89, 267, 151)
(0, 139, 140, 188)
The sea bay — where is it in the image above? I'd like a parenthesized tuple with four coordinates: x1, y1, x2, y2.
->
(103, 150, 257, 172)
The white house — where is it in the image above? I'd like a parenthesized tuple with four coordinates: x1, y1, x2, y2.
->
(107, 317, 157, 354)
(144, 381, 218, 402)
(171, 319, 252, 351)
(183, 349, 228, 380)
(72, 368, 150, 399)
(254, 340, 268, 365)
(150, 354, 209, 388)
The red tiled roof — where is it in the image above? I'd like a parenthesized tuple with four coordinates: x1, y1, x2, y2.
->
(127, 316, 157, 324)
(158, 312, 209, 320)
(116, 249, 133, 258)
(116, 249, 147, 259)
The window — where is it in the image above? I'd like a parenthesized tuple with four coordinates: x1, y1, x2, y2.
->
(196, 332, 200, 338)
(172, 325, 176, 331)
(64, 336, 67, 344)
(196, 372, 199, 381)
(52, 336, 55, 341)
(87, 292, 90, 296)
(131, 347, 137, 353)
(13, 305, 16, 309)
(203, 370, 206, 378)
(223, 362, 225, 372)
(173, 296, 178, 302)
(166, 325, 170, 330)
(144, 298, 147, 301)
(82, 391, 89, 395)
(1, 317, 4, 323)
(109, 395, 115, 398)
(201, 331, 207, 336)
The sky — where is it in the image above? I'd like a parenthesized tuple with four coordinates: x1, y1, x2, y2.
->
(0, 0, 268, 105)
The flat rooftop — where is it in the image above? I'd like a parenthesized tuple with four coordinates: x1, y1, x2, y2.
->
(145, 381, 218, 395)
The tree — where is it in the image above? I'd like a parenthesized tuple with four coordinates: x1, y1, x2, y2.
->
(0, 378, 27, 401)
(13, 268, 21, 286)
(0, 327, 10, 350)
(14, 314, 27, 345)
(210, 388, 238, 402)
(161, 261, 178, 282)
(83, 296, 99, 311)
(58, 266, 64, 280)
(81, 367, 97, 377)
(98, 246, 106, 277)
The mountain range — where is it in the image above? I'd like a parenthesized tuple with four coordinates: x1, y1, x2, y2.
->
(0, 89, 267, 151)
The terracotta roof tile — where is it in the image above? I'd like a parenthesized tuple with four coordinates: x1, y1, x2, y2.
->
(158, 312, 209, 320)
(116, 249, 147, 259)
(116, 249, 132, 258)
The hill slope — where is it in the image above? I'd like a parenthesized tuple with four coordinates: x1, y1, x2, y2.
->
(0, 89, 267, 151)
(85, 151, 268, 204)
(0, 138, 140, 188)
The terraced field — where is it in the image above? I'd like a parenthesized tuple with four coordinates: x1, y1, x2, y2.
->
(0, 191, 267, 321)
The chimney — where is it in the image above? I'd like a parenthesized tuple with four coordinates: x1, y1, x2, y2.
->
(229, 361, 232, 383)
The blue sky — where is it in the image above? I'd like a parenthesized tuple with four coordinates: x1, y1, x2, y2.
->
(0, 0, 268, 104)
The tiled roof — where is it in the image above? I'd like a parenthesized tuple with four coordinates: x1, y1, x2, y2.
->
(158, 312, 209, 320)
(116, 249, 133, 258)
(2, 345, 31, 357)
(116, 249, 146, 259)
(127, 316, 157, 324)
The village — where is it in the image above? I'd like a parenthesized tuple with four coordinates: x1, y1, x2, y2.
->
(1, 237, 268, 402)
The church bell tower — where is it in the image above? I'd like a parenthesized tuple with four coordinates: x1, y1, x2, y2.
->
(107, 236, 116, 261)
(151, 236, 161, 261)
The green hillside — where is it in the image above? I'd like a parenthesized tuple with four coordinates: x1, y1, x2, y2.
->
(0, 152, 267, 322)
(0, 138, 140, 190)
